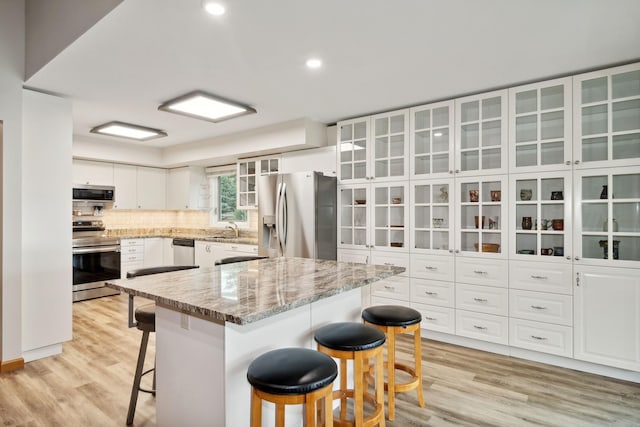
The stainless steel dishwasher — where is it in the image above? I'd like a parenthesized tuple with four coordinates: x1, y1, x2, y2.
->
(172, 238, 195, 265)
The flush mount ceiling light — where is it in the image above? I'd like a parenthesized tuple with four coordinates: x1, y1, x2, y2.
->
(305, 58, 323, 69)
(202, 1, 226, 16)
(158, 91, 256, 123)
(90, 121, 167, 141)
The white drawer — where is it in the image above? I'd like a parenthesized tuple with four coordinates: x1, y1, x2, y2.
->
(371, 295, 410, 308)
(412, 303, 455, 334)
(122, 245, 144, 255)
(455, 310, 509, 345)
(225, 244, 258, 254)
(411, 278, 454, 308)
(456, 258, 508, 288)
(410, 254, 454, 282)
(456, 283, 508, 316)
(370, 275, 410, 302)
(121, 238, 145, 248)
(509, 289, 573, 326)
(509, 318, 573, 358)
(370, 251, 410, 276)
(509, 261, 572, 295)
(121, 253, 144, 263)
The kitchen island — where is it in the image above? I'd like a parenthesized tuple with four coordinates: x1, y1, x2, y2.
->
(106, 257, 404, 427)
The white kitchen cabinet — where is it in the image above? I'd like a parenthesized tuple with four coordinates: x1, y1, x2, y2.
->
(236, 156, 280, 209)
(573, 62, 640, 169)
(167, 166, 209, 210)
(143, 237, 164, 268)
(120, 238, 145, 278)
(137, 166, 166, 209)
(573, 166, 640, 268)
(509, 318, 573, 358)
(508, 77, 573, 173)
(163, 238, 174, 266)
(509, 171, 572, 260)
(410, 178, 454, 255)
(337, 117, 370, 184)
(455, 89, 508, 176)
(574, 265, 640, 371)
(455, 175, 508, 258)
(195, 241, 216, 267)
(410, 100, 455, 179)
(72, 159, 114, 186)
(280, 146, 336, 176)
(113, 163, 137, 209)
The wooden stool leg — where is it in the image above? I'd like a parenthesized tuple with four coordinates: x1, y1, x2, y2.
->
(305, 399, 316, 427)
(354, 352, 364, 426)
(376, 349, 386, 427)
(324, 392, 333, 427)
(387, 327, 396, 420)
(414, 328, 425, 407)
(275, 403, 285, 427)
(340, 358, 348, 420)
(250, 388, 262, 427)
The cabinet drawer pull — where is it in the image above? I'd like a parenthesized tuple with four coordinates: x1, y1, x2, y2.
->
(425, 291, 438, 296)
(425, 316, 436, 321)
(530, 275, 548, 280)
(530, 305, 547, 310)
(473, 270, 488, 275)
(383, 285, 395, 291)
(531, 335, 547, 341)
(473, 297, 488, 303)
(383, 262, 394, 266)
(473, 325, 487, 330)
(424, 265, 437, 271)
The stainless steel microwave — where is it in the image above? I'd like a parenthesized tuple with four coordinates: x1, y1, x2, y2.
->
(72, 184, 115, 202)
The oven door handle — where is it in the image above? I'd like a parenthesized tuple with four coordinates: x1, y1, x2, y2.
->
(73, 246, 121, 254)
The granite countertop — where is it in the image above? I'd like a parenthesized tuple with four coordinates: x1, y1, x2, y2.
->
(106, 257, 404, 325)
(105, 228, 258, 245)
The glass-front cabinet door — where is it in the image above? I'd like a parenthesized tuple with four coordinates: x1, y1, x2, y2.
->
(371, 182, 409, 251)
(370, 109, 409, 181)
(410, 179, 454, 255)
(574, 166, 640, 267)
(410, 101, 455, 179)
(338, 184, 370, 250)
(455, 89, 508, 176)
(510, 172, 572, 261)
(337, 117, 370, 183)
(573, 63, 640, 168)
(509, 77, 572, 173)
(455, 176, 508, 258)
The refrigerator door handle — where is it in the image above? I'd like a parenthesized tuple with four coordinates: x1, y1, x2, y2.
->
(281, 182, 288, 254)
(275, 182, 283, 256)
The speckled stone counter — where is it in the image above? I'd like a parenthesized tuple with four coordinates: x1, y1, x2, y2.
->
(106, 256, 404, 427)
(106, 257, 404, 325)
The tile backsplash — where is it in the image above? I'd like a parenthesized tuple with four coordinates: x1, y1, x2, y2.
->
(101, 209, 258, 232)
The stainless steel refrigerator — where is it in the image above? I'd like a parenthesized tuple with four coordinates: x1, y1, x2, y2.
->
(258, 171, 337, 259)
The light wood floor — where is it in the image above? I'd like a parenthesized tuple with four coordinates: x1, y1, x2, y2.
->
(1, 294, 639, 426)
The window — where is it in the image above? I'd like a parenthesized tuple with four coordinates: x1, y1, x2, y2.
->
(208, 171, 247, 227)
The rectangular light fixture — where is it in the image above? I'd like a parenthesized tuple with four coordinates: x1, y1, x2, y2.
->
(90, 121, 167, 141)
(158, 90, 256, 123)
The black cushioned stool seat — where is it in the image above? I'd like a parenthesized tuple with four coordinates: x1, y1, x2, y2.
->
(247, 348, 338, 427)
(362, 305, 425, 420)
(314, 322, 387, 427)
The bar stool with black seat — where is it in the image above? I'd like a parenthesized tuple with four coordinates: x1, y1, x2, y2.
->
(314, 322, 386, 427)
(125, 264, 199, 426)
(362, 305, 425, 420)
(247, 347, 338, 427)
(214, 255, 267, 265)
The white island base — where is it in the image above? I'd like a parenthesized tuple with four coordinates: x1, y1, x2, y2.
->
(155, 288, 362, 427)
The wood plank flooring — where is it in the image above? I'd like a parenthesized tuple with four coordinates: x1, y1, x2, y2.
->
(1, 294, 639, 426)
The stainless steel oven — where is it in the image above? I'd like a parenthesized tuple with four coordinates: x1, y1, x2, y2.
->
(72, 219, 121, 302)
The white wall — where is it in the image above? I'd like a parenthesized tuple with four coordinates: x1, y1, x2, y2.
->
(0, 0, 25, 364)
(21, 89, 73, 359)
(73, 135, 164, 166)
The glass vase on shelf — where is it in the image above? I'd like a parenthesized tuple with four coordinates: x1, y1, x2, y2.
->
(602, 218, 619, 232)
(600, 185, 608, 199)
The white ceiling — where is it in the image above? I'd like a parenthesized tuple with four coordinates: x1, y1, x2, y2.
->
(25, 0, 640, 149)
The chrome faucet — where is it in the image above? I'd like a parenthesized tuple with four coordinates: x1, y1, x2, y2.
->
(226, 221, 239, 238)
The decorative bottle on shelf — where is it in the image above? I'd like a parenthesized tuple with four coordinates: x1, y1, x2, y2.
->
(602, 218, 619, 232)
(600, 185, 608, 199)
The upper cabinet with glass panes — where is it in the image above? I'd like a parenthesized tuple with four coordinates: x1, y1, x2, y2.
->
(455, 90, 508, 176)
(337, 111, 409, 183)
(410, 100, 455, 179)
(236, 156, 279, 209)
(508, 77, 573, 173)
(573, 63, 640, 169)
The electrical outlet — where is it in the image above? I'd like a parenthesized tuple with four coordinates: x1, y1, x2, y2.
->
(181, 313, 190, 330)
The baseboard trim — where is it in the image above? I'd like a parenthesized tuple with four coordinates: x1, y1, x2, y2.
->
(1, 357, 25, 373)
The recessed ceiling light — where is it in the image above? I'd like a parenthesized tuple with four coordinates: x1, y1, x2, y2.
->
(158, 91, 256, 123)
(434, 132, 443, 137)
(203, 1, 226, 16)
(306, 58, 323, 69)
(90, 121, 167, 141)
